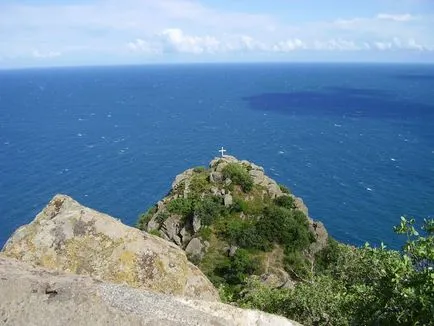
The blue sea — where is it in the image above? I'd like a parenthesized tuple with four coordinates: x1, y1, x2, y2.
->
(1, 63, 433, 249)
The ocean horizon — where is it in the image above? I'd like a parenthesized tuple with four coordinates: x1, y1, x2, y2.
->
(1, 62, 433, 248)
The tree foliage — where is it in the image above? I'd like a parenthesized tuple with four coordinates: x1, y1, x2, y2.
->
(238, 217, 434, 326)
(222, 163, 254, 192)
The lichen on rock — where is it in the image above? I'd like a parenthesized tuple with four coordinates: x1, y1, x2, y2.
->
(1, 194, 219, 301)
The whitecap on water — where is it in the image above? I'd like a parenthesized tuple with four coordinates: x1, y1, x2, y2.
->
(390, 158, 396, 161)
(366, 187, 373, 191)
(77, 133, 83, 137)
(278, 151, 285, 154)
(58, 168, 70, 175)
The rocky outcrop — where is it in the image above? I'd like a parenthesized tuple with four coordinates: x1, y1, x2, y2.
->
(140, 155, 329, 292)
(145, 156, 327, 257)
(1, 194, 219, 301)
(0, 255, 302, 326)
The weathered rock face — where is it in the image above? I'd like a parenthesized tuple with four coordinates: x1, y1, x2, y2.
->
(0, 255, 302, 326)
(1, 194, 219, 301)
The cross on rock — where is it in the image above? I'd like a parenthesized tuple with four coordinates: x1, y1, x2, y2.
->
(219, 147, 227, 157)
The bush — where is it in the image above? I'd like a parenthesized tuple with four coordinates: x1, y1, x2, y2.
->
(155, 211, 170, 224)
(148, 229, 161, 237)
(284, 249, 312, 280)
(136, 206, 157, 230)
(279, 184, 291, 194)
(215, 249, 260, 285)
(314, 237, 341, 275)
(167, 198, 194, 218)
(198, 227, 213, 241)
(194, 196, 224, 226)
(258, 206, 312, 251)
(190, 172, 210, 197)
(274, 195, 296, 210)
(222, 163, 254, 192)
(231, 198, 249, 213)
(193, 166, 207, 173)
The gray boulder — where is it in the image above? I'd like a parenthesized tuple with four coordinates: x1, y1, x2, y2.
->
(224, 193, 233, 207)
(192, 214, 202, 233)
(185, 238, 204, 260)
(210, 171, 224, 183)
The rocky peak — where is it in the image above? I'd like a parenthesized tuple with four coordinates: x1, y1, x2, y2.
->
(2, 194, 219, 301)
(139, 156, 328, 289)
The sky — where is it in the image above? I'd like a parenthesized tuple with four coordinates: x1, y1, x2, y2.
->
(0, 0, 433, 68)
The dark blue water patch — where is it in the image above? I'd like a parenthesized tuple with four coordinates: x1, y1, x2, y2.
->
(393, 73, 434, 81)
(243, 86, 434, 120)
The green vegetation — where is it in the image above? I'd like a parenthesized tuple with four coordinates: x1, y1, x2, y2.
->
(215, 249, 260, 285)
(195, 196, 225, 226)
(193, 166, 207, 173)
(222, 163, 254, 192)
(279, 184, 291, 194)
(155, 211, 169, 224)
(274, 195, 296, 210)
(167, 198, 194, 217)
(236, 217, 434, 326)
(148, 229, 161, 237)
(136, 206, 157, 229)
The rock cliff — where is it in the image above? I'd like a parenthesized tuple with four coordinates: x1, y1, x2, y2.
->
(0, 255, 302, 326)
(2, 194, 219, 301)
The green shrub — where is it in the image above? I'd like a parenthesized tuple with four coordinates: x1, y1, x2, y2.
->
(258, 206, 312, 251)
(136, 206, 157, 230)
(148, 229, 161, 237)
(279, 184, 291, 194)
(193, 166, 207, 173)
(167, 198, 194, 218)
(284, 249, 312, 280)
(155, 211, 170, 224)
(274, 195, 296, 210)
(231, 198, 249, 213)
(313, 237, 341, 275)
(215, 249, 260, 285)
(222, 163, 254, 192)
(194, 196, 224, 226)
(198, 227, 213, 241)
(190, 172, 210, 197)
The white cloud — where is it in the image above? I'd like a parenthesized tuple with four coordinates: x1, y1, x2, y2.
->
(313, 39, 363, 51)
(32, 50, 62, 59)
(127, 29, 271, 55)
(376, 13, 416, 22)
(126, 28, 432, 57)
(127, 39, 160, 54)
(375, 37, 425, 51)
(160, 28, 221, 54)
(374, 41, 393, 51)
(272, 39, 305, 52)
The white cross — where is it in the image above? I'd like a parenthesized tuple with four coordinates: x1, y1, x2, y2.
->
(219, 147, 227, 157)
